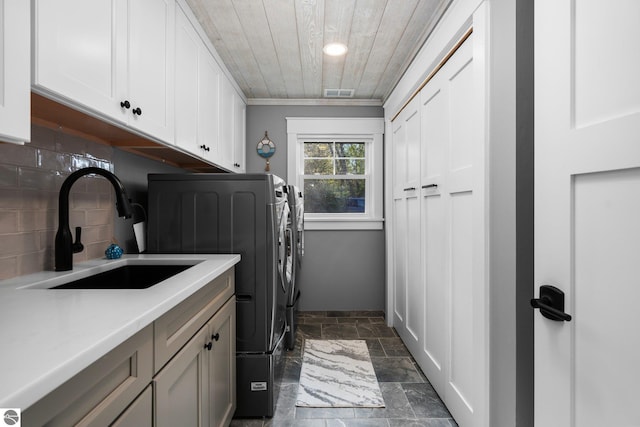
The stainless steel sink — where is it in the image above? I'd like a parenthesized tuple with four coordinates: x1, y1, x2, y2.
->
(50, 264, 192, 289)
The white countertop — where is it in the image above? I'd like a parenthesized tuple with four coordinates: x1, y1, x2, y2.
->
(0, 254, 240, 410)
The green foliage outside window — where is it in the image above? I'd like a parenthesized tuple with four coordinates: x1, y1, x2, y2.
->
(303, 141, 366, 213)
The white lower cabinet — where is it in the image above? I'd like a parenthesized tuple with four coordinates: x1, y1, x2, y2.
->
(23, 268, 236, 427)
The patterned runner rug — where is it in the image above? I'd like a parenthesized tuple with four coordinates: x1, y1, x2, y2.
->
(296, 339, 385, 408)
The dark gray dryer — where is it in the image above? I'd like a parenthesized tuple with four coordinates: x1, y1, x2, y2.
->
(146, 173, 290, 418)
(285, 185, 304, 351)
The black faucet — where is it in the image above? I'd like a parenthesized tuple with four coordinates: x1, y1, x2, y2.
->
(55, 167, 133, 271)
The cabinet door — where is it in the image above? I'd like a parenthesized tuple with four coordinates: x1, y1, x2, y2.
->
(111, 385, 153, 427)
(174, 4, 200, 154)
(22, 326, 153, 427)
(232, 93, 246, 172)
(207, 297, 236, 427)
(127, 0, 174, 143)
(218, 76, 234, 168)
(154, 269, 235, 373)
(198, 47, 221, 161)
(154, 327, 209, 427)
(0, 0, 30, 144)
(33, 0, 127, 121)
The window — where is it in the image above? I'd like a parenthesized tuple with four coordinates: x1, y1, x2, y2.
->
(287, 117, 384, 230)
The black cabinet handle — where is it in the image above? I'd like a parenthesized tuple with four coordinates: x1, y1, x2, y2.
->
(199, 144, 210, 152)
(422, 184, 438, 189)
(212, 333, 220, 341)
(120, 100, 130, 109)
(132, 107, 142, 116)
(403, 187, 416, 191)
(531, 285, 572, 322)
(204, 341, 213, 351)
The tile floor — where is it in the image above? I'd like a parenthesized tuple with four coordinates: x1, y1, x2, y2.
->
(231, 311, 458, 427)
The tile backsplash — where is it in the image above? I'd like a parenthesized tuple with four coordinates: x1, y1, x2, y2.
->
(0, 125, 117, 279)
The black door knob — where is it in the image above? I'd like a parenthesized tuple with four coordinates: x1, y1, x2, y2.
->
(212, 333, 220, 341)
(531, 285, 572, 322)
(204, 341, 213, 351)
(132, 107, 142, 116)
(120, 100, 130, 109)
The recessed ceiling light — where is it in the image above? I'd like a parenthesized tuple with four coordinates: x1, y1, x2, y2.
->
(323, 42, 348, 56)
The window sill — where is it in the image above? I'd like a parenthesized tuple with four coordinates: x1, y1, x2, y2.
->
(304, 218, 384, 231)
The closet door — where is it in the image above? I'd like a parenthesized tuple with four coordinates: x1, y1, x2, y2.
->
(391, 97, 422, 356)
(443, 36, 477, 427)
(419, 75, 448, 394)
(391, 117, 407, 331)
(422, 35, 479, 427)
(403, 98, 422, 356)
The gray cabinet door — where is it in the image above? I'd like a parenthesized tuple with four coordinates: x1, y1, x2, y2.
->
(22, 326, 153, 427)
(111, 385, 153, 427)
(154, 327, 209, 427)
(207, 297, 236, 427)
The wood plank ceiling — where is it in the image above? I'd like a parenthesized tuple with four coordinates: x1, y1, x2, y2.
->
(185, 0, 451, 104)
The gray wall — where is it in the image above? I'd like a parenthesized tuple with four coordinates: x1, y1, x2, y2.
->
(246, 105, 386, 311)
(113, 149, 184, 253)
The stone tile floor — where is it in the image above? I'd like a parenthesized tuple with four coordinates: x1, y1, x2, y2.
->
(231, 311, 458, 427)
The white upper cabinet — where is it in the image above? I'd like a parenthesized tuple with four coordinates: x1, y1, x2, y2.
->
(232, 91, 246, 172)
(127, 0, 175, 142)
(218, 76, 246, 172)
(198, 48, 221, 161)
(33, 0, 175, 143)
(218, 77, 234, 168)
(174, 6, 200, 155)
(33, 0, 126, 119)
(175, 3, 220, 162)
(0, 0, 30, 144)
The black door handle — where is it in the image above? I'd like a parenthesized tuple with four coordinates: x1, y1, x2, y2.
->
(531, 285, 572, 322)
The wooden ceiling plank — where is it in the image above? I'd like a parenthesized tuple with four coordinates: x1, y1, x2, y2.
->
(189, 0, 270, 98)
(372, 0, 451, 100)
(232, 0, 288, 97)
(185, 0, 252, 95)
(183, 0, 451, 102)
(322, 0, 356, 91)
(339, 0, 386, 94)
(357, 0, 419, 96)
(263, 0, 306, 98)
(295, 0, 325, 97)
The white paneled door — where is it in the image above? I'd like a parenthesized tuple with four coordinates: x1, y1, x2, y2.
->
(534, 0, 640, 426)
(391, 30, 484, 427)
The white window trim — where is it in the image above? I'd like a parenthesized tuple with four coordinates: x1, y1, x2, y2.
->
(287, 117, 384, 230)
